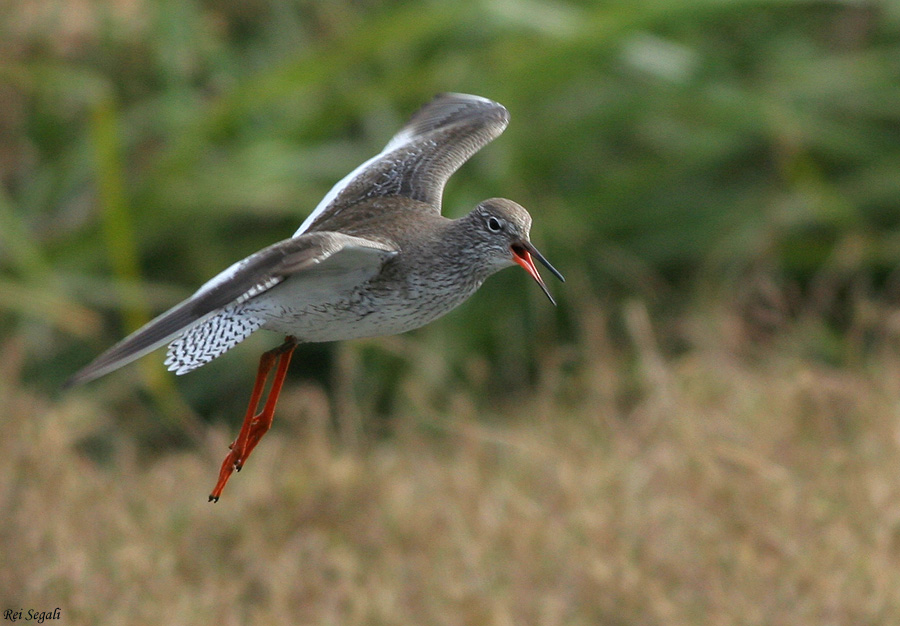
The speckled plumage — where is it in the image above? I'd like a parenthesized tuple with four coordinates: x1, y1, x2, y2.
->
(164, 306, 264, 375)
(68, 93, 565, 502)
(67, 93, 563, 388)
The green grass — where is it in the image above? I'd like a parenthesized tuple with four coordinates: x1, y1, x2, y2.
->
(5, 0, 900, 399)
(4, 1, 900, 623)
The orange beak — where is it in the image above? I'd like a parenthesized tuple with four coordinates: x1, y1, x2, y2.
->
(511, 241, 565, 305)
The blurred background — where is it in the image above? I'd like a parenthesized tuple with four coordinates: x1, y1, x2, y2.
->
(4, 0, 900, 623)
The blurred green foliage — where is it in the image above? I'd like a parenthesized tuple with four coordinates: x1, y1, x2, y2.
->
(2, 0, 900, 417)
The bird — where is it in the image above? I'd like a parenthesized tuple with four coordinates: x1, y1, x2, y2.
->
(67, 93, 564, 502)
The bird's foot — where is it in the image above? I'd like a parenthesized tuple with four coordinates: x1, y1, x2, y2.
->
(208, 413, 271, 502)
(207, 337, 296, 503)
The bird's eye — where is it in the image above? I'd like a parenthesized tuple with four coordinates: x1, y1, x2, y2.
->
(487, 217, 502, 232)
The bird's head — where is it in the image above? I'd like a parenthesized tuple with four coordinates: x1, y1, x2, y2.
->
(465, 198, 565, 304)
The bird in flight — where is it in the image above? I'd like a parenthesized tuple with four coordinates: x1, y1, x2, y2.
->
(68, 93, 564, 501)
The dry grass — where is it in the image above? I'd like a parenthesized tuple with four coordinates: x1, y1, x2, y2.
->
(5, 306, 900, 625)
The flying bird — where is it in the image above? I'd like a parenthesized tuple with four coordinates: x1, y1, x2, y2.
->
(68, 93, 564, 501)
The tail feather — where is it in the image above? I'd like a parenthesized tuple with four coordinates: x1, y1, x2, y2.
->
(164, 309, 264, 375)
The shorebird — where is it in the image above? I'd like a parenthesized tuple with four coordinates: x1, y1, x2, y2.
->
(68, 93, 564, 501)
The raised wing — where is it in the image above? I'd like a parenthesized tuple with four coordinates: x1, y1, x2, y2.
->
(295, 93, 509, 236)
(66, 233, 397, 386)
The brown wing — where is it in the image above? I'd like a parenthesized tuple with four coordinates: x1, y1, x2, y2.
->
(294, 93, 510, 235)
(66, 233, 397, 386)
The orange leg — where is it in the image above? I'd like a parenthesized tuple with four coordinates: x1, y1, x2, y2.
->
(209, 336, 297, 502)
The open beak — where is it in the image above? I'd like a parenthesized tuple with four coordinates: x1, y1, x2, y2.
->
(511, 241, 565, 306)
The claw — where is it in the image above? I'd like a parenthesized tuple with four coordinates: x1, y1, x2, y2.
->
(207, 337, 297, 502)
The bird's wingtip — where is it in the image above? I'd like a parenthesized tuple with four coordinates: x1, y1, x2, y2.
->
(62, 367, 96, 390)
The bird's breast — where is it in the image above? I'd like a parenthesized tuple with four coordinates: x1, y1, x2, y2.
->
(247, 264, 485, 342)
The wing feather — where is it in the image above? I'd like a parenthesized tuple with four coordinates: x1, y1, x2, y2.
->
(66, 233, 397, 386)
(294, 93, 509, 235)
